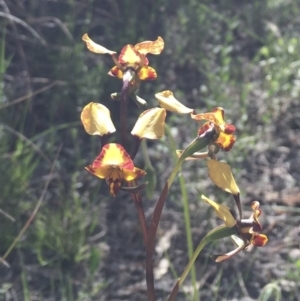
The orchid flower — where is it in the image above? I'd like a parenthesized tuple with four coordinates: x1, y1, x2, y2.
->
(191, 107, 236, 151)
(82, 34, 164, 81)
(154, 94, 236, 160)
(85, 143, 146, 197)
(201, 195, 268, 262)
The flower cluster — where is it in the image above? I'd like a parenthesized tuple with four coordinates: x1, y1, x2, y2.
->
(81, 34, 268, 300)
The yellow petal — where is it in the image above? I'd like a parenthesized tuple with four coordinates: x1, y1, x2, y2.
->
(207, 159, 240, 194)
(86, 145, 146, 181)
(191, 107, 225, 127)
(201, 195, 236, 227)
(131, 108, 166, 139)
(134, 36, 164, 55)
(155, 90, 194, 114)
(211, 107, 226, 127)
(93, 144, 134, 170)
(81, 102, 116, 136)
(138, 66, 157, 80)
(85, 165, 115, 179)
(82, 34, 116, 55)
(122, 167, 147, 181)
(119, 45, 141, 67)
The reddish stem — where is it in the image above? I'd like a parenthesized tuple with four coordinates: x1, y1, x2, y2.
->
(130, 190, 148, 247)
(145, 184, 169, 301)
(129, 180, 156, 301)
(120, 81, 129, 148)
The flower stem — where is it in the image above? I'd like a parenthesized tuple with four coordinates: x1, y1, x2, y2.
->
(120, 80, 129, 148)
(145, 129, 214, 301)
(167, 226, 236, 301)
(147, 130, 215, 257)
(130, 185, 148, 247)
(145, 155, 185, 301)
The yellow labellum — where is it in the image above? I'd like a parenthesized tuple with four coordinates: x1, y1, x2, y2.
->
(81, 102, 116, 136)
(155, 90, 194, 114)
(207, 159, 240, 194)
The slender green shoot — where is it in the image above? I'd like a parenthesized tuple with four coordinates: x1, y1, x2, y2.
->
(165, 124, 199, 301)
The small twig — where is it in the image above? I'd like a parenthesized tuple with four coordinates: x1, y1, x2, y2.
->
(0, 81, 61, 109)
(0, 0, 34, 104)
(0, 11, 46, 45)
(0, 208, 15, 222)
(31, 16, 74, 42)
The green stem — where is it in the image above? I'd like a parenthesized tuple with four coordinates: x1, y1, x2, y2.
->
(180, 175, 199, 300)
(145, 155, 185, 301)
(148, 129, 215, 255)
(145, 129, 214, 301)
(147, 154, 185, 252)
(167, 226, 236, 301)
(166, 125, 199, 301)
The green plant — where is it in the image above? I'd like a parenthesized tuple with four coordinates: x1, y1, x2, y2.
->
(1, 1, 299, 300)
(80, 34, 268, 301)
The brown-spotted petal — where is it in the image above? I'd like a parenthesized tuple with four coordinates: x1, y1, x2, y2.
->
(82, 34, 116, 55)
(133, 36, 164, 55)
(155, 90, 194, 114)
(207, 159, 240, 194)
(131, 108, 166, 139)
(118, 45, 141, 67)
(85, 144, 146, 197)
(138, 66, 157, 80)
(81, 102, 116, 136)
(86, 164, 145, 188)
(122, 167, 147, 181)
(92, 143, 134, 170)
(191, 107, 224, 124)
